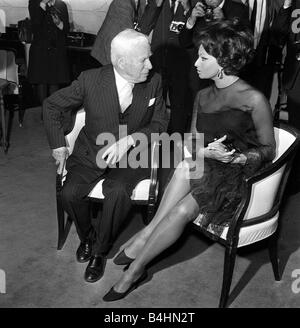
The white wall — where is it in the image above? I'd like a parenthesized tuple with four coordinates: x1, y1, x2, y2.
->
(0, 0, 113, 34)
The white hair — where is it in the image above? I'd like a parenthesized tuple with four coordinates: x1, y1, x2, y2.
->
(110, 29, 149, 65)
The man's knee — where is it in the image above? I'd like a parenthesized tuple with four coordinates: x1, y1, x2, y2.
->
(102, 179, 132, 199)
(61, 182, 79, 204)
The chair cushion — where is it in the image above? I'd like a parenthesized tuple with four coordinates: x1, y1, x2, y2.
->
(88, 179, 151, 201)
(193, 212, 278, 247)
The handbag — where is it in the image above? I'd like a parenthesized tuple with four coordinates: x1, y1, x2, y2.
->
(17, 18, 33, 43)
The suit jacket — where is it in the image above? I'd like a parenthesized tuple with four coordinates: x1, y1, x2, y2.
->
(91, 0, 147, 65)
(43, 65, 169, 171)
(273, 2, 300, 92)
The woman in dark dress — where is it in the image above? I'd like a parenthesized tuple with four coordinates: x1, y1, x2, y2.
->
(103, 19, 276, 302)
(28, 0, 70, 111)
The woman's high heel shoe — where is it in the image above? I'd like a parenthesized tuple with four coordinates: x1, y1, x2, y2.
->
(113, 249, 135, 266)
(102, 271, 148, 302)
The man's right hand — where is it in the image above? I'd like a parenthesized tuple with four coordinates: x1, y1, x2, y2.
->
(188, 1, 206, 26)
(52, 147, 69, 174)
(192, 1, 206, 18)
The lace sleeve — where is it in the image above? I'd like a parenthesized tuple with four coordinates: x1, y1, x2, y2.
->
(246, 93, 276, 164)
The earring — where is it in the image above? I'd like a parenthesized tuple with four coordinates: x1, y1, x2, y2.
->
(217, 68, 224, 79)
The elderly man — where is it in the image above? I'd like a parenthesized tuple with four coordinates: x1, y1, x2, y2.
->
(43, 29, 168, 283)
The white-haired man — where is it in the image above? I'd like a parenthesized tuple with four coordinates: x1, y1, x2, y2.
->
(43, 29, 168, 283)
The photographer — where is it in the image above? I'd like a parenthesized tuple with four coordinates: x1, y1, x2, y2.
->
(28, 0, 70, 118)
(139, 0, 194, 135)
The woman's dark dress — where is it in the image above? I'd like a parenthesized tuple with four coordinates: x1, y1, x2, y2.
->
(189, 84, 275, 237)
(28, 0, 70, 84)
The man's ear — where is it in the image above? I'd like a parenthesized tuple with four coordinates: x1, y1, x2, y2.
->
(118, 57, 126, 70)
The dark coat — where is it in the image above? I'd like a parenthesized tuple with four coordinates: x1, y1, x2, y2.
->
(275, 2, 300, 92)
(91, 0, 148, 66)
(28, 0, 70, 84)
(43, 65, 169, 171)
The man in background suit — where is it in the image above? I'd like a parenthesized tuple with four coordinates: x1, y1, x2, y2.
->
(241, 0, 285, 98)
(43, 29, 168, 283)
(91, 0, 148, 65)
(136, 0, 194, 135)
(273, 0, 300, 192)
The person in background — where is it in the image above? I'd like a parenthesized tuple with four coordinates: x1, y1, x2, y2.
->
(240, 0, 286, 99)
(136, 0, 195, 135)
(103, 19, 275, 302)
(273, 0, 300, 193)
(27, 0, 70, 117)
(91, 0, 149, 66)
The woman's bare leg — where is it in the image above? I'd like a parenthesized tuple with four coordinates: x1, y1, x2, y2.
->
(113, 193, 199, 293)
(119, 161, 191, 258)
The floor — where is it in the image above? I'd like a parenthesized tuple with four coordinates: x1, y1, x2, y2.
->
(0, 106, 300, 308)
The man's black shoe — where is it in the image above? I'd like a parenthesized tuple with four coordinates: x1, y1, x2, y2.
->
(84, 255, 106, 283)
(76, 240, 92, 263)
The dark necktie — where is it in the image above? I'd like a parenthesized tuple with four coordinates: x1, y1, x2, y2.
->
(250, 0, 257, 33)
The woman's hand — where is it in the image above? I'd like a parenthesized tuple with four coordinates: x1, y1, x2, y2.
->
(205, 135, 236, 163)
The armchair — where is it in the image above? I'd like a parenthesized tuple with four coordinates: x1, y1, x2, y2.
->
(192, 123, 300, 307)
(56, 109, 160, 250)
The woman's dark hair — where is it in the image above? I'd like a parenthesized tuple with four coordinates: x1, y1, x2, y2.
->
(194, 19, 254, 75)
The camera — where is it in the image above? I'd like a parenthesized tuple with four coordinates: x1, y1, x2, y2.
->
(199, 1, 215, 22)
(169, 21, 185, 34)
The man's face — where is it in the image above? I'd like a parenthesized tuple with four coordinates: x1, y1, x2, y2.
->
(123, 41, 152, 83)
(205, 0, 222, 7)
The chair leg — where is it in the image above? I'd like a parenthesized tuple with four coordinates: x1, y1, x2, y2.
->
(219, 245, 237, 308)
(268, 233, 281, 281)
(56, 190, 73, 250)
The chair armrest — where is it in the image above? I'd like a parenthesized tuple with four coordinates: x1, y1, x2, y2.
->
(55, 158, 67, 193)
(148, 140, 160, 208)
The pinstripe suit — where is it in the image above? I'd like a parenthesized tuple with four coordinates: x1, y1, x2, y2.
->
(43, 65, 168, 255)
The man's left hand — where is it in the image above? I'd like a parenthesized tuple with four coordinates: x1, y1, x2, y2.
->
(51, 13, 61, 26)
(102, 136, 135, 165)
(213, 7, 224, 20)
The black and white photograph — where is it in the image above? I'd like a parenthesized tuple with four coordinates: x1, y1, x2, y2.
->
(0, 0, 300, 312)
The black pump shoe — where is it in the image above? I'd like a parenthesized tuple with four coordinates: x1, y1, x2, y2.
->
(103, 271, 148, 302)
(84, 255, 106, 283)
(113, 249, 135, 266)
(76, 240, 92, 263)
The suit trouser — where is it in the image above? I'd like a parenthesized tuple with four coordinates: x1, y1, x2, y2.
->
(61, 160, 150, 256)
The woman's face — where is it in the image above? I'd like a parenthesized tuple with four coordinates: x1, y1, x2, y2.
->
(195, 44, 220, 79)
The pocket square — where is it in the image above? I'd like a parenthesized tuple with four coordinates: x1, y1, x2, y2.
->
(148, 98, 156, 106)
